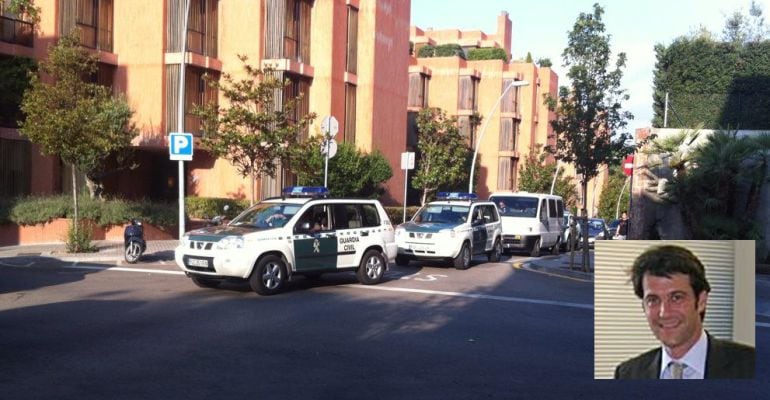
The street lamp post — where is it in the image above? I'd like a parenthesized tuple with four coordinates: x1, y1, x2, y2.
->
(468, 80, 530, 193)
(176, 0, 191, 239)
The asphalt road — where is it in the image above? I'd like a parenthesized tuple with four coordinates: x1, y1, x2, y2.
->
(0, 255, 767, 399)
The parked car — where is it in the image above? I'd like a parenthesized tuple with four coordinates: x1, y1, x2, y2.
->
(586, 218, 611, 247)
(607, 219, 620, 238)
(174, 186, 397, 295)
(395, 192, 502, 269)
(489, 192, 564, 257)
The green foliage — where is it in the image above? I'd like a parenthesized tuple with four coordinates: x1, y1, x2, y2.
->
(294, 140, 393, 198)
(416, 44, 466, 59)
(19, 31, 137, 204)
(412, 108, 472, 205)
(65, 220, 96, 253)
(517, 144, 579, 211)
(0, 56, 36, 127)
(546, 4, 634, 214)
(662, 130, 770, 240)
(467, 47, 508, 62)
(597, 166, 631, 221)
(525, 52, 533, 63)
(652, 37, 770, 129)
(193, 55, 316, 205)
(185, 197, 248, 219)
(6, 0, 41, 24)
(384, 206, 421, 225)
(536, 58, 553, 68)
(0, 195, 178, 228)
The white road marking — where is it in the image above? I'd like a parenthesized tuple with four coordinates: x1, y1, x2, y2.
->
(758, 322, 770, 329)
(0, 260, 35, 267)
(62, 264, 185, 275)
(346, 284, 594, 310)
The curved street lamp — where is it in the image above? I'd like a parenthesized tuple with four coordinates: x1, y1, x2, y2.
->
(468, 79, 530, 193)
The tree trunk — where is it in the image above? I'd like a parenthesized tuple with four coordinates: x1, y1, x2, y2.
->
(581, 180, 589, 273)
(250, 171, 256, 206)
(72, 166, 79, 238)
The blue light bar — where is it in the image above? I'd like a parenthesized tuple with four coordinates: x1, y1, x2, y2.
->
(436, 192, 478, 201)
(282, 186, 330, 198)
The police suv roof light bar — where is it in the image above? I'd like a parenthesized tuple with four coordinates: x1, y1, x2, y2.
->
(436, 192, 478, 201)
(282, 186, 330, 199)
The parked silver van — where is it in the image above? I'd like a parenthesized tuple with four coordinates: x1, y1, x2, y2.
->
(489, 192, 564, 257)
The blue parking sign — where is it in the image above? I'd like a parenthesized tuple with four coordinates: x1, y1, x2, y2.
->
(169, 132, 193, 161)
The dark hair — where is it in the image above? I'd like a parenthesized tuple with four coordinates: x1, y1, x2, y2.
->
(630, 245, 711, 300)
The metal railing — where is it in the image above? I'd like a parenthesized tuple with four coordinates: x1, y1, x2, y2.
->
(0, 15, 33, 47)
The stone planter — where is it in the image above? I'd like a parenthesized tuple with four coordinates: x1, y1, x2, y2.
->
(0, 218, 177, 246)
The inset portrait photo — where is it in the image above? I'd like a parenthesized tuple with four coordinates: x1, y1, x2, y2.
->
(594, 240, 756, 379)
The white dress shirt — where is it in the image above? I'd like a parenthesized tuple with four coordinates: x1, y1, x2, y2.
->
(660, 330, 708, 379)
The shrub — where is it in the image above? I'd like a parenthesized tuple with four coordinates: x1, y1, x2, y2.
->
(65, 220, 96, 253)
(416, 44, 466, 59)
(384, 206, 421, 225)
(467, 47, 508, 62)
(185, 197, 248, 220)
(0, 195, 179, 228)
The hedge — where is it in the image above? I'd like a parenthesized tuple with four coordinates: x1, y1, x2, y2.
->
(417, 44, 466, 59)
(467, 47, 508, 62)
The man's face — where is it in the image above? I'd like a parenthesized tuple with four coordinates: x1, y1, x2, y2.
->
(642, 272, 708, 358)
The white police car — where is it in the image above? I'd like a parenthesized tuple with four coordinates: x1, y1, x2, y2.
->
(394, 192, 503, 269)
(174, 187, 397, 295)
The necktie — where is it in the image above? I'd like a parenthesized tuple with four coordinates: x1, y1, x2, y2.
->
(669, 362, 685, 379)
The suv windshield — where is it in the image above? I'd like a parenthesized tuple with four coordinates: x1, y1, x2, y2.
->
(490, 196, 538, 218)
(229, 203, 303, 229)
(413, 205, 470, 224)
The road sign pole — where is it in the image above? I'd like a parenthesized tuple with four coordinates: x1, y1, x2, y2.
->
(324, 138, 330, 187)
(403, 168, 408, 223)
(176, 0, 191, 239)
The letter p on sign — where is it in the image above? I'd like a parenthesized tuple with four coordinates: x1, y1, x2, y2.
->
(169, 132, 193, 161)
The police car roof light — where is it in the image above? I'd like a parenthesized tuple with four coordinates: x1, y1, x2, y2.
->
(282, 186, 330, 198)
(436, 192, 478, 201)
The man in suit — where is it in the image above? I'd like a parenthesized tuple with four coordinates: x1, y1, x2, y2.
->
(614, 245, 755, 379)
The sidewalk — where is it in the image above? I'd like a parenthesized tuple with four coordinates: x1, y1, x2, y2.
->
(0, 240, 179, 263)
(515, 250, 595, 281)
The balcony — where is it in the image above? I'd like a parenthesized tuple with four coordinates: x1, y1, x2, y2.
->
(0, 15, 33, 47)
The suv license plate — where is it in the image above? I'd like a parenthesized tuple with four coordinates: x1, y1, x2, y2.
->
(188, 258, 209, 268)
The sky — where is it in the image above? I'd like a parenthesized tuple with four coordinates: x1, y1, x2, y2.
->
(410, 0, 770, 133)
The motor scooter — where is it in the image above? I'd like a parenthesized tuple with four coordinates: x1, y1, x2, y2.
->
(124, 219, 146, 263)
(205, 205, 230, 226)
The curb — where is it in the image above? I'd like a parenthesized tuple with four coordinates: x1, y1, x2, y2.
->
(512, 256, 594, 281)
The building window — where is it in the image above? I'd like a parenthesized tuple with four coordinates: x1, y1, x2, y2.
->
(500, 79, 520, 114)
(187, 0, 218, 58)
(284, 0, 312, 64)
(84, 62, 115, 90)
(76, 0, 113, 52)
(184, 67, 218, 136)
(284, 73, 311, 140)
(499, 118, 518, 151)
(344, 83, 356, 143)
(458, 75, 479, 111)
(0, 137, 31, 197)
(0, 3, 33, 47)
(346, 6, 358, 74)
(408, 73, 429, 108)
(497, 156, 518, 191)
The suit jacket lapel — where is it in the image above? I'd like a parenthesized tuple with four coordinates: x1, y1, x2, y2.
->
(644, 348, 662, 379)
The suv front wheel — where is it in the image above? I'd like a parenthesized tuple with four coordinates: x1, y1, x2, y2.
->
(250, 255, 287, 295)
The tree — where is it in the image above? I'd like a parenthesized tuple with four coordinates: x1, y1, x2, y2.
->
(194, 55, 316, 205)
(597, 165, 631, 221)
(536, 58, 553, 68)
(723, 0, 769, 45)
(19, 32, 137, 249)
(518, 144, 579, 211)
(546, 4, 634, 269)
(525, 52, 533, 63)
(412, 108, 471, 205)
(294, 139, 393, 198)
(663, 130, 770, 241)
(6, 0, 41, 25)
